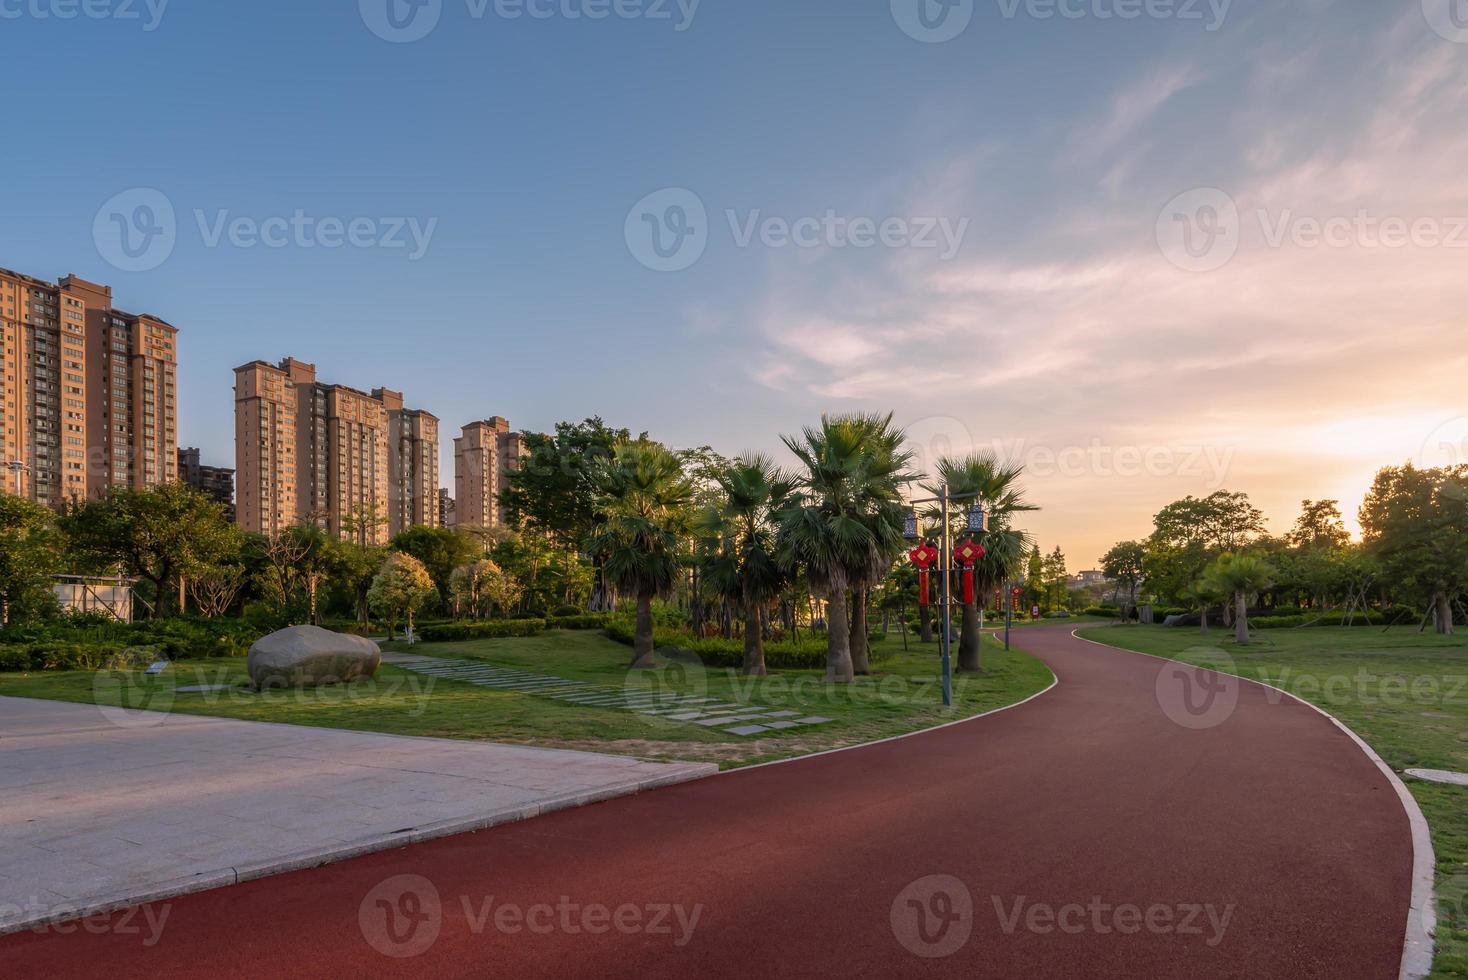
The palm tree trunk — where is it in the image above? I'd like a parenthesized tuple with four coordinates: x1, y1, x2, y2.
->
(957, 601, 981, 672)
(1199, 608, 1208, 634)
(825, 585, 854, 683)
(743, 605, 766, 676)
(1235, 591, 1249, 645)
(849, 588, 870, 675)
(630, 592, 657, 669)
(919, 603, 933, 643)
(1435, 590, 1455, 635)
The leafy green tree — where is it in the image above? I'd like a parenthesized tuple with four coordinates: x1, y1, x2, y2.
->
(390, 526, 481, 605)
(1203, 553, 1276, 644)
(1360, 464, 1468, 634)
(329, 541, 383, 625)
(1144, 491, 1266, 604)
(585, 441, 695, 669)
(449, 558, 499, 619)
(1287, 499, 1351, 550)
(708, 453, 796, 676)
(1101, 540, 1145, 609)
(368, 552, 436, 639)
(1023, 545, 1045, 611)
(930, 453, 1037, 672)
(777, 414, 912, 682)
(63, 484, 241, 618)
(1044, 546, 1069, 610)
(502, 418, 638, 610)
(0, 495, 62, 628)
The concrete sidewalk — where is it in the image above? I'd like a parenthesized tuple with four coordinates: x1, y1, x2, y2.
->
(0, 695, 715, 934)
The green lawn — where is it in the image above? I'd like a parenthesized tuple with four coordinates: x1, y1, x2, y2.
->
(1077, 624, 1468, 979)
(0, 628, 1052, 770)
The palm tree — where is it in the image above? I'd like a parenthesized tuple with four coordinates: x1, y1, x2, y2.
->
(928, 453, 1038, 673)
(843, 415, 915, 675)
(585, 441, 695, 669)
(1183, 576, 1223, 634)
(778, 414, 913, 683)
(705, 453, 796, 676)
(1205, 553, 1276, 645)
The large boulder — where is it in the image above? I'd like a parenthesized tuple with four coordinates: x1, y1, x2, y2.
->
(247, 625, 381, 691)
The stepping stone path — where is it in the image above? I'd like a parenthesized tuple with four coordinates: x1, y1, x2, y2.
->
(383, 653, 834, 737)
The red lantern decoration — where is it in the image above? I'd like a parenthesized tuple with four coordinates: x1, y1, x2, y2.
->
(954, 540, 986, 606)
(909, 543, 939, 607)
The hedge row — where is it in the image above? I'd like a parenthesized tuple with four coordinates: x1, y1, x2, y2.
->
(417, 614, 610, 643)
(418, 619, 546, 641)
(0, 617, 262, 661)
(605, 617, 894, 671)
(0, 642, 160, 673)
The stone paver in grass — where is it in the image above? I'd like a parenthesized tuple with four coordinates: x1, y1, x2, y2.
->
(382, 652, 839, 737)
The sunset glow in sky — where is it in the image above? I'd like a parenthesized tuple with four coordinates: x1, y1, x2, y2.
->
(3, 1, 1465, 566)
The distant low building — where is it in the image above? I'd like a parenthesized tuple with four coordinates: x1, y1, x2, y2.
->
(178, 447, 235, 522)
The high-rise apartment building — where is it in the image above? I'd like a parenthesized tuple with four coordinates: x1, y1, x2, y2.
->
(375, 388, 439, 537)
(453, 417, 527, 530)
(233, 358, 438, 543)
(0, 268, 178, 508)
(178, 447, 236, 522)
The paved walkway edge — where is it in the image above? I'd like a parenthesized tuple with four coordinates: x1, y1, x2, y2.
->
(0, 762, 716, 937)
(1069, 629, 1438, 980)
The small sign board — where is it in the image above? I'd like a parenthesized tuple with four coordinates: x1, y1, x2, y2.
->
(144, 661, 170, 676)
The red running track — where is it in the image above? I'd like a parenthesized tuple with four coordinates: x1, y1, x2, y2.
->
(4, 626, 1416, 979)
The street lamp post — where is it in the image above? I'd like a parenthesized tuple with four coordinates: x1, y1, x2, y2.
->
(7, 460, 28, 497)
(905, 487, 988, 708)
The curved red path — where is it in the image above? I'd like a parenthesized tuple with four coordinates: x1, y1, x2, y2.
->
(5, 626, 1414, 979)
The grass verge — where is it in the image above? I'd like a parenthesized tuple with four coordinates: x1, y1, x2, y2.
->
(0, 628, 1053, 770)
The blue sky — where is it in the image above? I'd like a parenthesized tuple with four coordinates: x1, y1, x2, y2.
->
(4, 0, 1466, 564)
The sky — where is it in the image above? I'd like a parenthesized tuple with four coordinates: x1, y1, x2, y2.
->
(3, 0, 1466, 568)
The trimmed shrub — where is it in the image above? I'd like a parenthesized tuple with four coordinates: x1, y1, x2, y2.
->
(551, 604, 583, 617)
(419, 619, 546, 642)
(546, 614, 609, 631)
(605, 617, 892, 671)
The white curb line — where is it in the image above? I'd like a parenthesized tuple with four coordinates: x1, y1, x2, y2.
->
(1069, 627, 1438, 980)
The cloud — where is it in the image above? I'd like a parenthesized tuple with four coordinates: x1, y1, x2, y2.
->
(741, 13, 1468, 562)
